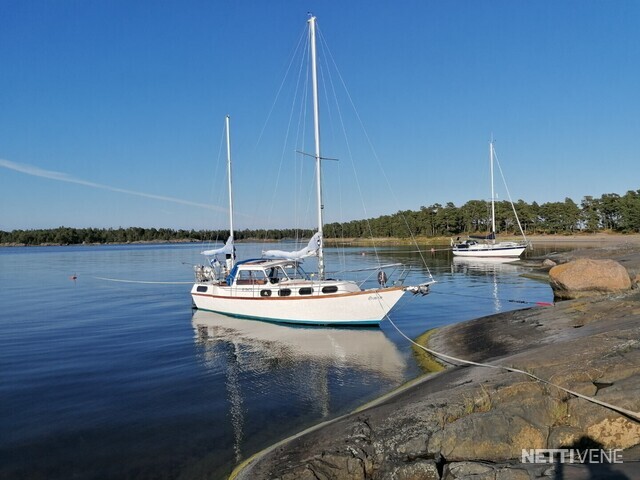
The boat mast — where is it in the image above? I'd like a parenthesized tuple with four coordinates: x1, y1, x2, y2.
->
(226, 114, 235, 269)
(489, 138, 496, 243)
(308, 15, 325, 280)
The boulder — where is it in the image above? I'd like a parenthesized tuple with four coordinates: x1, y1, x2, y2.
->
(542, 258, 557, 268)
(549, 259, 632, 299)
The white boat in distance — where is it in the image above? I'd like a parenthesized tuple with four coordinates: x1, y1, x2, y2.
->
(452, 140, 529, 258)
(191, 16, 433, 326)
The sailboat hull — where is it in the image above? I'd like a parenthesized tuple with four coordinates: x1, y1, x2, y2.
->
(452, 243, 526, 258)
(191, 285, 406, 326)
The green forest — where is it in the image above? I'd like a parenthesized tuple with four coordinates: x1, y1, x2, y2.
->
(2, 190, 639, 245)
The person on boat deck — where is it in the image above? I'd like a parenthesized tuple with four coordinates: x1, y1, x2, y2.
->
(225, 252, 234, 275)
(209, 257, 223, 278)
(267, 267, 279, 284)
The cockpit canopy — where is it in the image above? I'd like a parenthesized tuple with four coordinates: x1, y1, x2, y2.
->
(227, 259, 309, 286)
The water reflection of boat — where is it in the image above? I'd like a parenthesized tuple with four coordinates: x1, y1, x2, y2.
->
(191, 310, 406, 463)
(451, 257, 522, 313)
(451, 256, 520, 274)
(192, 310, 405, 381)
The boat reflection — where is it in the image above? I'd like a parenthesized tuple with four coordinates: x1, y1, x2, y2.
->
(451, 256, 520, 273)
(451, 257, 522, 313)
(192, 311, 406, 379)
(191, 310, 406, 463)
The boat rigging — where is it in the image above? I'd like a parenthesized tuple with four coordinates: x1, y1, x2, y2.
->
(451, 139, 530, 258)
(190, 15, 434, 326)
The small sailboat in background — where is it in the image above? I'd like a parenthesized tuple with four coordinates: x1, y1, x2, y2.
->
(452, 139, 529, 258)
(191, 16, 434, 326)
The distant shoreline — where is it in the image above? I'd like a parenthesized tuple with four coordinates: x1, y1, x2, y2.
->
(0, 237, 273, 248)
(2, 232, 640, 248)
(333, 232, 640, 246)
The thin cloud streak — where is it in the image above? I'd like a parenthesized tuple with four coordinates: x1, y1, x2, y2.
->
(0, 158, 228, 213)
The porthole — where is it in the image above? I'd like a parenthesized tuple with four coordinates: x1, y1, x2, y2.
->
(321, 285, 338, 294)
(278, 289, 292, 297)
(196, 286, 208, 293)
(260, 289, 272, 297)
(299, 287, 313, 295)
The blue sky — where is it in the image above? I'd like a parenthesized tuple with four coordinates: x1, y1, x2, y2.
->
(1, 1, 639, 231)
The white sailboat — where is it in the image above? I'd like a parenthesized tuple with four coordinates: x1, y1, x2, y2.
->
(191, 16, 434, 326)
(452, 140, 529, 258)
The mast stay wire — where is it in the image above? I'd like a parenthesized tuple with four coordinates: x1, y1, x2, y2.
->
(317, 26, 434, 281)
(253, 25, 308, 151)
(200, 119, 228, 251)
(257, 25, 320, 253)
(292, 48, 316, 250)
(316, 26, 383, 270)
(318, 54, 349, 274)
(262, 29, 310, 245)
(491, 144, 528, 243)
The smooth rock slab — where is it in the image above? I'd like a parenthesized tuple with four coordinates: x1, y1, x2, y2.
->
(431, 413, 547, 462)
(388, 460, 439, 480)
(443, 462, 533, 480)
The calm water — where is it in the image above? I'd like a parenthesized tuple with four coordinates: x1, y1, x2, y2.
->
(0, 242, 562, 479)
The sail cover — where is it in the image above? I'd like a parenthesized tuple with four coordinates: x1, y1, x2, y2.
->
(262, 232, 322, 260)
(202, 236, 234, 256)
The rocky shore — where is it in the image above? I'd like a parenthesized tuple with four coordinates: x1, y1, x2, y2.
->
(231, 243, 640, 480)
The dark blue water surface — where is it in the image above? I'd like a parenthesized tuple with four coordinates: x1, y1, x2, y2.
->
(0, 242, 559, 479)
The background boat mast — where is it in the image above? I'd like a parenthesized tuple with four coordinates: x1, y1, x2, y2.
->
(490, 139, 496, 242)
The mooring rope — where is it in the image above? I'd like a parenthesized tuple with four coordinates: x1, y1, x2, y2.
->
(93, 276, 192, 285)
(429, 289, 554, 307)
(379, 299, 640, 423)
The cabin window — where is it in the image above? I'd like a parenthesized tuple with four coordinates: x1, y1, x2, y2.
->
(298, 287, 313, 295)
(278, 289, 292, 297)
(281, 263, 309, 281)
(321, 285, 338, 294)
(235, 269, 268, 285)
(196, 286, 208, 293)
(260, 289, 272, 297)
(267, 266, 288, 284)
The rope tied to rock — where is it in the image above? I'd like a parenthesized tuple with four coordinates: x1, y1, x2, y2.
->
(380, 300, 640, 423)
(429, 289, 554, 307)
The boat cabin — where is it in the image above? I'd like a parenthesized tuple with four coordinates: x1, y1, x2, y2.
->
(228, 259, 310, 286)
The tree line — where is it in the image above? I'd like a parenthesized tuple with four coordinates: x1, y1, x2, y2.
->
(0, 227, 314, 246)
(327, 190, 640, 238)
(2, 190, 639, 245)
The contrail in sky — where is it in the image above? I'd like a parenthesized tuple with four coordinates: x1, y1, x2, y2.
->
(0, 158, 227, 213)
